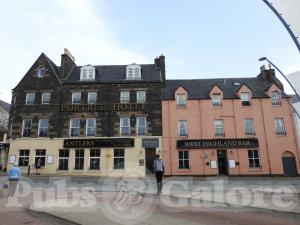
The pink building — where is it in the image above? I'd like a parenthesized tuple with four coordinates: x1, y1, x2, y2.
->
(162, 67, 300, 176)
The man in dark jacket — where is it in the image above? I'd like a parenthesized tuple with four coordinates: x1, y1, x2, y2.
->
(153, 154, 164, 195)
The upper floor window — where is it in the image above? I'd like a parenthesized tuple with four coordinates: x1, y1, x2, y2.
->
(136, 117, 147, 135)
(70, 118, 80, 137)
(176, 94, 186, 107)
(136, 91, 146, 103)
(38, 68, 45, 78)
(25, 93, 35, 105)
(120, 117, 130, 136)
(22, 119, 32, 137)
(80, 65, 95, 80)
(244, 118, 254, 135)
(86, 118, 96, 136)
(126, 64, 141, 80)
(88, 92, 97, 104)
(214, 119, 224, 137)
(38, 119, 49, 137)
(275, 118, 286, 135)
(72, 92, 81, 104)
(212, 93, 221, 107)
(178, 120, 187, 137)
(241, 92, 251, 106)
(41, 92, 51, 104)
(120, 91, 130, 103)
(271, 91, 281, 105)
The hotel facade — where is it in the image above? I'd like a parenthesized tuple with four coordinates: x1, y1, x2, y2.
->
(7, 50, 165, 176)
(162, 67, 300, 176)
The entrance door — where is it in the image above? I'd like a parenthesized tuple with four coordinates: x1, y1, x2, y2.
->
(282, 156, 297, 177)
(217, 150, 228, 175)
(145, 148, 156, 174)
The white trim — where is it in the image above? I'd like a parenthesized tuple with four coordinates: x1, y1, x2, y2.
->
(86, 118, 96, 137)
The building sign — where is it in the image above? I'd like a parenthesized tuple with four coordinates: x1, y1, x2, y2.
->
(61, 103, 145, 112)
(177, 138, 259, 149)
(142, 138, 159, 148)
(64, 138, 134, 148)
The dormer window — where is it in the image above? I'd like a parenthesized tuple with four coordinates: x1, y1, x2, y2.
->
(126, 64, 141, 80)
(212, 93, 222, 107)
(271, 91, 281, 105)
(38, 68, 45, 78)
(80, 65, 95, 80)
(241, 92, 251, 106)
(176, 94, 186, 107)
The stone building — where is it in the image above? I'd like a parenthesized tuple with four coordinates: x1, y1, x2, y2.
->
(0, 100, 10, 171)
(162, 67, 300, 176)
(7, 49, 165, 176)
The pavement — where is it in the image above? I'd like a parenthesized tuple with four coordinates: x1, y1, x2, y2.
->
(0, 175, 300, 225)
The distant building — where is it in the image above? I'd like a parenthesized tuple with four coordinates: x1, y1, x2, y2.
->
(291, 95, 300, 149)
(0, 100, 10, 171)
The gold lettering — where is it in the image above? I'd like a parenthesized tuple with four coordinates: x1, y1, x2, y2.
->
(113, 104, 120, 111)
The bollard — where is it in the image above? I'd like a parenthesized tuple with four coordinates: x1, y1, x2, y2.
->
(27, 165, 30, 176)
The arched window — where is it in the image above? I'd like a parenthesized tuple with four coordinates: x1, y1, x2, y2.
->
(80, 65, 95, 80)
(126, 64, 141, 80)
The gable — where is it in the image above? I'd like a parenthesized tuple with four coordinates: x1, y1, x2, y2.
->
(13, 53, 61, 91)
(236, 84, 252, 98)
(174, 86, 188, 98)
(209, 85, 223, 99)
(264, 84, 281, 97)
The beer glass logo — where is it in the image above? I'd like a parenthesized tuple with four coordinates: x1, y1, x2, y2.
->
(100, 162, 156, 225)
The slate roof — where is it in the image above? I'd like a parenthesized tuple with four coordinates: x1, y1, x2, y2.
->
(63, 64, 162, 84)
(162, 77, 287, 100)
(0, 100, 10, 113)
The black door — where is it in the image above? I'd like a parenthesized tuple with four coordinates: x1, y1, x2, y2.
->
(217, 150, 228, 175)
(282, 157, 297, 177)
(145, 148, 156, 174)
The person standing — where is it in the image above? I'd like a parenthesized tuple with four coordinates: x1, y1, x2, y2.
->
(7, 162, 21, 196)
(35, 158, 41, 175)
(153, 154, 164, 195)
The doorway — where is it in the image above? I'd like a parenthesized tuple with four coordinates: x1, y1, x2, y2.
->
(282, 151, 297, 176)
(145, 148, 156, 174)
(217, 150, 228, 175)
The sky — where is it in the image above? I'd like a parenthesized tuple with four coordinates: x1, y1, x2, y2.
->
(0, 0, 300, 103)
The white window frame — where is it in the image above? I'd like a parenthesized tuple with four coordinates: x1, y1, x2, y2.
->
(35, 149, 46, 166)
(86, 118, 96, 137)
(241, 92, 251, 106)
(75, 149, 84, 170)
(120, 91, 130, 103)
(114, 149, 125, 169)
(271, 91, 281, 105)
(120, 117, 130, 136)
(90, 149, 101, 170)
(25, 93, 35, 105)
(38, 68, 45, 78)
(136, 91, 146, 103)
(38, 119, 49, 137)
(72, 92, 81, 104)
(88, 92, 97, 104)
(136, 117, 147, 135)
(19, 149, 30, 167)
(178, 150, 190, 169)
(58, 149, 69, 171)
(69, 118, 80, 137)
(176, 94, 186, 107)
(275, 118, 286, 135)
(212, 93, 222, 107)
(214, 119, 224, 136)
(244, 118, 254, 135)
(80, 65, 95, 80)
(178, 120, 187, 137)
(41, 92, 51, 104)
(126, 64, 141, 80)
(248, 149, 260, 168)
(22, 119, 32, 137)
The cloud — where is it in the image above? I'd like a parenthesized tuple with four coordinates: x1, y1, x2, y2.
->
(0, 0, 148, 103)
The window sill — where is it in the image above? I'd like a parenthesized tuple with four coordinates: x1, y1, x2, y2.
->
(248, 167, 262, 171)
(276, 133, 287, 136)
(176, 106, 186, 109)
(178, 167, 191, 170)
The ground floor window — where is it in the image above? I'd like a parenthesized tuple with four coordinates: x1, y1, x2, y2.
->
(58, 149, 69, 170)
(178, 150, 190, 169)
(248, 149, 260, 168)
(114, 149, 124, 169)
(75, 149, 84, 170)
(35, 149, 46, 166)
(90, 149, 101, 170)
(19, 149, 30, 166)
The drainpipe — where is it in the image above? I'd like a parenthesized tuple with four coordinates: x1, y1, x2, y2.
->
(231, 99, 241, 175)
(167, 101, 172, 176)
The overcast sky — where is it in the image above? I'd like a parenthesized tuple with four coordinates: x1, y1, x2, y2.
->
(0, 0, 300, 103)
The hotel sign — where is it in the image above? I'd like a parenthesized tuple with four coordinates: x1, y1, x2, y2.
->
(61, 103, 145, 112)
(64, 138, 134, 148)
(177, 138, 259, 149)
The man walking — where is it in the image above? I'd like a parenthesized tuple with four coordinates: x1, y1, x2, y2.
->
(7, 162, 21, 196)
(153, 154, 164, 195)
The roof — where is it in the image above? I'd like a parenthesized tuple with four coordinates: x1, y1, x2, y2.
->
(63, 64, 162, 84)
(162, 77, 286, 100)
(0, 100, 10, 113)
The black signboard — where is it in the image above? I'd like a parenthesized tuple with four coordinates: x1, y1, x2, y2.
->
(142, 138, 159, 148)
(177, 138, 259, 149)
(64, 138, 134, 148)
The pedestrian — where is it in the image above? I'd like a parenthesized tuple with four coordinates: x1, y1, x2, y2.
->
(35, 158, 41, 175)
(153, 154, 164, 195)
(7, 162, 21, 197)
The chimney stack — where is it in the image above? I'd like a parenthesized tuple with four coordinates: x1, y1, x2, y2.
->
(257, 65, 283, 90)
(60, 48, 76, 79)
(155, 54, 166, 86)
